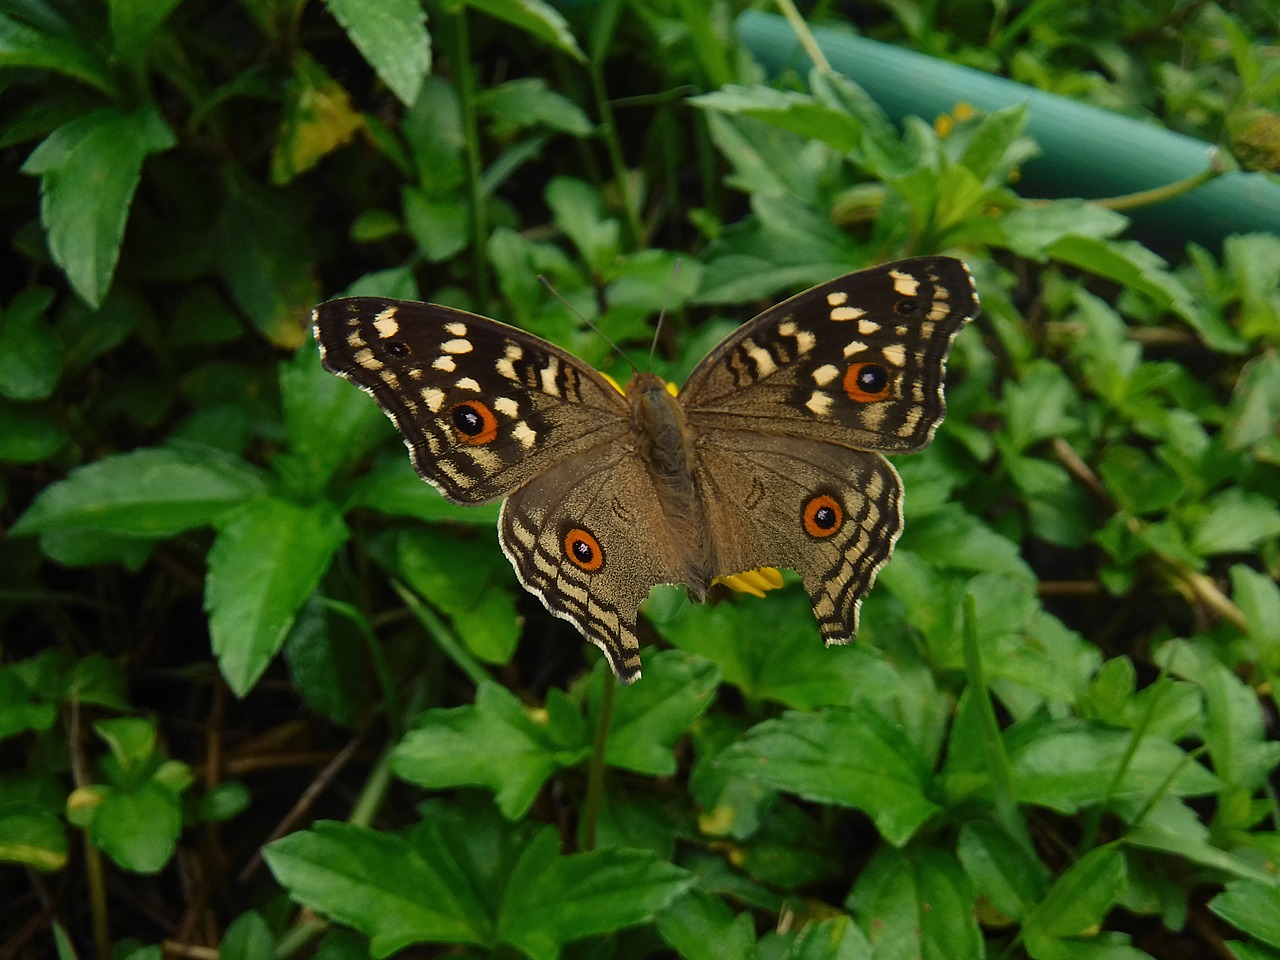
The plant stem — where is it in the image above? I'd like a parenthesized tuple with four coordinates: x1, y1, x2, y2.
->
(581, 671, 616, 851)
(451, 6, 489, 299)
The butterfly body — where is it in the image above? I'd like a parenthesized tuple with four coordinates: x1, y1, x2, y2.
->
(314, 256, 979, 683)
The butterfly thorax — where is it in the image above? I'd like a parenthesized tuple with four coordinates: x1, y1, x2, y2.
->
(625, 372, 714, 599)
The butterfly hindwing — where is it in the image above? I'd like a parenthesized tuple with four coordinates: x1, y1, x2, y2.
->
(313, 297, 630, 504)
(680, 256, 978, 454)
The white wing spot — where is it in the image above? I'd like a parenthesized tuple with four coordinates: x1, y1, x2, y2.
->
(354, 348, 383, 370)
(373, 307, 399, 339)
(830, 306, 865, 322)
(792, 328, 816, 353)
(455, 377, 481, 392)
(882, 343, 907, 367)
(779, 321, 797, 335)
(812, 364, 840, 386)
(898, 406, 923, 437)
(805, 391, 833, 416)
(513, 421, 537, 447)
(826, 291, 848, 306)
(494, 397, 519, 417)
(346, 330, 366, 349)
(745, 340, 777, 377)
(433, 356, 456, 372)
(843, 341, 869, 357)
(540, 357, 561, 396)
(858, 319, 881, 334)
(889, 269, 920, 296)
(496, 359, 517, 380)
(421, 387, 445, 412)
(445, 321, 468, 337)
(442, 338, 473, 354)
(379, 369, 400, 388)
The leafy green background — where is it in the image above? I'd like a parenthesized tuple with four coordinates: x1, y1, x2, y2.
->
(2, 1, 1279, 958)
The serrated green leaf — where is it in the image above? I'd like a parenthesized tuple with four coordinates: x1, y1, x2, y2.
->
(590, 651, 719, 776)
(717, 704, 940, 847)
(1188, 488, 1280, 556)
(22, 106, 175, 306)
(349, 456, 500, 525)
(956, 821, 1050, 921)
(12, 444, 268, 538)
(205, 497, 349, 696)
(263, 820, 490, 956)
(0, 10, 115, 93)
(498, 828, 691, 960)
(1008, 722, 1219, 813)
(657, 888, 757, 960)
(1231, 564, 1280, 647)
(392, 682, 587, 818)
(463, 0, 584, 62)
(478, 78, 593, 137)
(546, 177, 619, 274)
(693, 85, 863, 154)
(1022, 844, 1126, 952)
(324, 0, 429, 107)
(1209, 880, 1280, 949)
(656, 584, 902, 710)
(846, 845, 981, 960)
(396, 528, 520, 665)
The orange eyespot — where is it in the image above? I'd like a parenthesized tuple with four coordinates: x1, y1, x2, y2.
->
(843, 362, 891, 403)
(563, 527, 605, 572)
(450, 400, 498, 445)
(802, 494, 844, 539)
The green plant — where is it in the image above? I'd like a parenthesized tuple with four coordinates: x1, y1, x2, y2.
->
(2, 1, 1278, 958)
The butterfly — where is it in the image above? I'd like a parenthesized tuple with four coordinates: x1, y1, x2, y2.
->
(313, 256, 978, 683)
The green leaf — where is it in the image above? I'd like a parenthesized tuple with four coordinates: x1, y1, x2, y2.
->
(1022, 844, 1126, 954)
(0, 10, 115, 93)
(0, 400, 68, 462)
(280, 337, 386, 494)
(846, 845, 981, 960)
(656, 584, 902, 710)
(1209, 880, 1280, 949)
(396, 528, 520, 665)
(692, 85, 863, 155)
(80, 779, 184, 873)
(272, 54, 365, 185)
(391, 682, 588, 818)
(1188, 488, 1280, 556)
(463, 0, 584, 62)
(108, 0, 184, 64)
(324, 0, 430, 107)
(589, 651, 719, 776)
(348, 456, 501, 525)
(657, 889, 757, 960)
(956, 821, 1049, 921)
(205, 497, 350, 696)
(545, 177, 619, 274)
(220, 911, 276, 960)
(478, 78, 593, 137)
(263, 820, 490, 956)
(1231, 564, 1280, 647)
(22, 106, 175, 306)
(497, 828, 692, 960)
(11, 444, 268, 538)
(1008, 721, 1219, 813)
(403, 187, 469, 261)
(1154, 640, 1280, 801)
(785, 915, 872, 960)
(0, 805, 68, 871)
(0, 288, 60, 401)
(0, 668, 58, 740)
(717, 704, 940, 847)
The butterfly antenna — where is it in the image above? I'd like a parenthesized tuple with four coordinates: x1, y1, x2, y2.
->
(537, 275, 638, 376)
(648, 258, 682, 373)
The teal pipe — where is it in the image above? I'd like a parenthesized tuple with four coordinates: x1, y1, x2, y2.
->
(736, 11, 1280, 248)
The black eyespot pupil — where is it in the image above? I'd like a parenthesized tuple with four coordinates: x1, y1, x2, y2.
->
(859, 365, 888, 392)
(386, 341, 410, 358)
(894, 298, 920, 316)
(572, 539, 594, 562)
(813, 506, 837, 529)
(452, 407, 483, 434)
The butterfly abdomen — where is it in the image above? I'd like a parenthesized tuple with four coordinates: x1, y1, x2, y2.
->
(626, 373, 715, 600)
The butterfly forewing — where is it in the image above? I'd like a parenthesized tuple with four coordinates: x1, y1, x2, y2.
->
(313, 297, 630, 504)
(680, 256, 978, 454)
